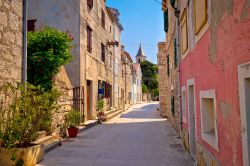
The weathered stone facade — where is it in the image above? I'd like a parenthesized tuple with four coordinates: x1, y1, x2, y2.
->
(157, 42, 169, 117)
(132, 64, 142, 104)
(0, 0, 23, 85)
(52, 67, 73, 136)
(160, 0, 181, 134)
(121, 49, 133, 107)
(27, 0, 124, 126)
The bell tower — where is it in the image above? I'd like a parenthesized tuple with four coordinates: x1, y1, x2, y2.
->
(136, 44, 147, 64)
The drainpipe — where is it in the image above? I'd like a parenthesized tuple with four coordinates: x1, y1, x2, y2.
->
(22, 0, 27, 84)
(172, 1, 182, 135)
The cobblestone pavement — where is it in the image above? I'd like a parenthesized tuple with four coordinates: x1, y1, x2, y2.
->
(37, 102, 194, 166)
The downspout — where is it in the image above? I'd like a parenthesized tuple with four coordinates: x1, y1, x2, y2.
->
(22, 0, 27, 84)
(172, 1, 182, 135)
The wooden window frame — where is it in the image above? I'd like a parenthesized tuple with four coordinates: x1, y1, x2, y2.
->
(181, 9, 188, 54)
(194, 0, 207, 35)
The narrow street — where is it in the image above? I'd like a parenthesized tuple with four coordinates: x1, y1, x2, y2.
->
(37, 103, 194, 166)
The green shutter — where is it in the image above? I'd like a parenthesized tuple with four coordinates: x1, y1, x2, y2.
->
(171, 96, 175, 116)
(164, 9, 169, 33)
(170, 0, 175, 8)
(174, 38, 178, 67)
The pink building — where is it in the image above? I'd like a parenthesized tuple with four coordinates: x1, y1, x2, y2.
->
(162, 0, 250, 165)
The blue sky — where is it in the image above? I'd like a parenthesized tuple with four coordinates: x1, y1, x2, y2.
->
(106, 0, 165, 64)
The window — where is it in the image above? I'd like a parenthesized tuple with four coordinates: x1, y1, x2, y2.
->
(28, 19, 37, 32)
(194, 0, 207, 34)
(171, 96, 175, 116)
(101, 43, 105, 62)
(87, 26, 92, 53)
(101, 10, 105, 29)
(87, 0, 93, 10)
(167, 55, 170, 77)
(182, 87, 187, 122)
(174, 38, 178, 67)
(164, 9, 169, 33)
(181, 9, 188, 54)
(200, 90, 218, 151)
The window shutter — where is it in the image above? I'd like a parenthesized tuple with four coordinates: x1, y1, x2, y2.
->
(174, 38, 178, 67)
(171, 96, 175, 116)
(164, 9, 169, 33)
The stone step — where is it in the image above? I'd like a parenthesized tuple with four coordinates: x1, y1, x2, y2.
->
(36, 131, 47, 141)
(105, 108, 120, 115)
(106, 109, 123, 121)
(32, 135, 61, 153)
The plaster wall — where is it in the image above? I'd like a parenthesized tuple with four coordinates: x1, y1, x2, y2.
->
(179, 0, 250, 165)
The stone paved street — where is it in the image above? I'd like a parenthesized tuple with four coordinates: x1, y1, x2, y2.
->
(37, 103, 194, 166)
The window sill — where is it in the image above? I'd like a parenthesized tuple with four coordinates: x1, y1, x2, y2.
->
(195, 22, 209, 44)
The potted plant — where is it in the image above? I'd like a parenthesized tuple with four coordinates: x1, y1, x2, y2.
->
(0, 83, 60, 166)
(65, 109, 80, 138)
(97, 99, 106, 123)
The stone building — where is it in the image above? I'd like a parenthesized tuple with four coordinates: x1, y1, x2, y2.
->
(132, 64, 142, 104)
(27, 0, 123, 124)
(0, 0, 23, 85)
(161, 0, 250, 165)
(121, 48, 134, 107)
(160, 0, 181, 134)
(108, 7, 124, 110)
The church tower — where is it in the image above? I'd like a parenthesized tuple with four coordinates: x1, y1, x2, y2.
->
(136, 44, 147, 64)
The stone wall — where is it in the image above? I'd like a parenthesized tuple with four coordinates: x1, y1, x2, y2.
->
(157, 42, 169, 117)
(52, 67, 73, 137)
(0, 0, 23, 85)
(164, 0, 181, 134)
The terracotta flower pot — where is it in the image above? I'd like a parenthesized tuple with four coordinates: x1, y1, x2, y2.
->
(0, 144, 44, 166)
(67, 127, 79, 138)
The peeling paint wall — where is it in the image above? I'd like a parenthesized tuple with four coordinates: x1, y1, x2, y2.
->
(179, 0, 250, 165)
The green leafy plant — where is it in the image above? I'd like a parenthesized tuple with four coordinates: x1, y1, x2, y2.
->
(97, 99, 104, 111)
(27, 27, 73, 91)
(65, 109, 80, 128)
(140, 60, 159, 96)
(142, 84, 148, 93)
(0, 83, 61, 149)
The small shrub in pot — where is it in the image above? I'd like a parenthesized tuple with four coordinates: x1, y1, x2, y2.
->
(65, 109, 80, 138)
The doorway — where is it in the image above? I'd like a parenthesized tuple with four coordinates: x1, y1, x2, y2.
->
(87, 80, 92, 120)
(188, 84, 196, 159)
